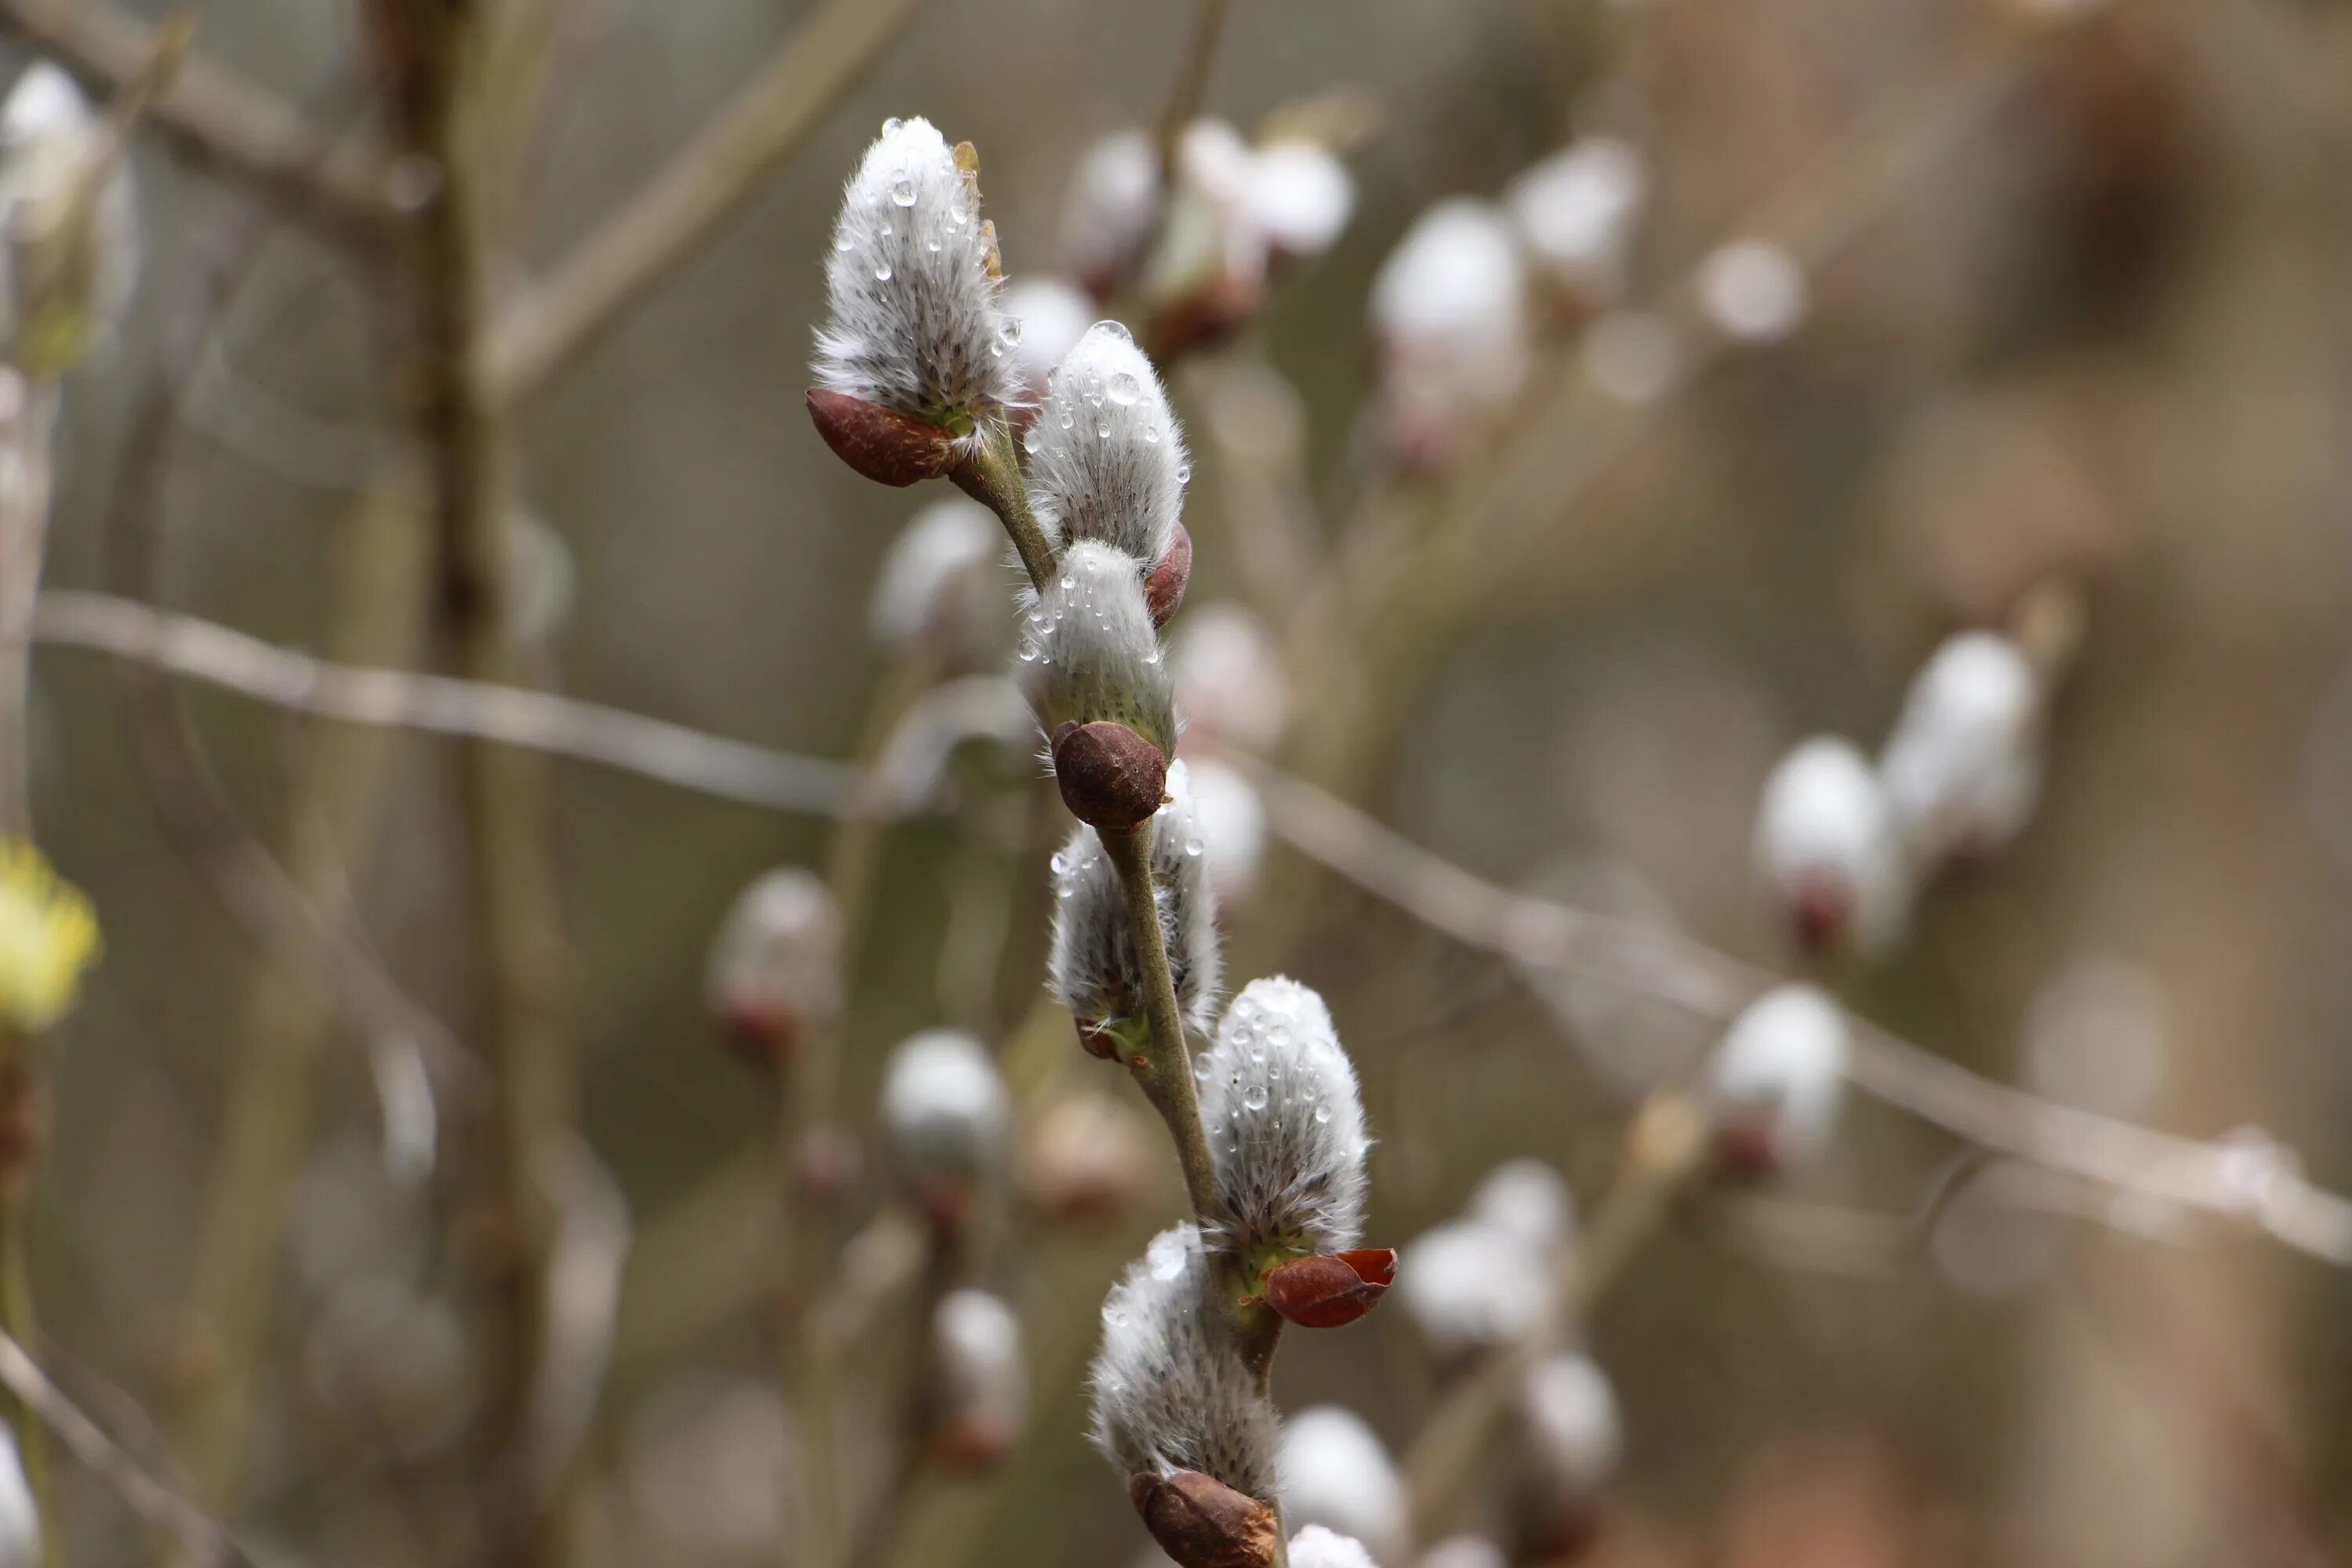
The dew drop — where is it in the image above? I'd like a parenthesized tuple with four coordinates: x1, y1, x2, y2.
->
(1141, 424, 1160, 445)
(1176, 462, 1193, 483)
(833, 234, 854, 253)
(1184, 834, 1205, 856)
(1106, 372, 1142, 407)
(1000, 318, 1025, 347)
(1313, 1104, 1333, 1125)
(891, 176, 917, 207)
(874, 262, 893, 281)
(1023, 426, 1042, 456)
(1097, 420, 1112, 439)
(926, 239, 942, 253)
(881, 116, 904, 134)
(879, 223, 893, 239)
(1243, 1084, 1269, 1112)
(1095, 320, 1133, 343)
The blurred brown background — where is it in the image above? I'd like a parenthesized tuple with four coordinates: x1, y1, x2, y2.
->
(14, 0, 2352, 1565)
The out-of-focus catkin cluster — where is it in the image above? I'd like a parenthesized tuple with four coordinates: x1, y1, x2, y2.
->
(1751, 623, 2056, 958)
(0, 64, 138, 377)
(704, 869, 841, 1065)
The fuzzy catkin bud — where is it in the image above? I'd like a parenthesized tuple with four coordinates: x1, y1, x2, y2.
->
(1185, 758, 1268, 909)
(1704, 984, 1850, 1174)
(1280, 1406, 1406, 1565)
(1047, 759, 1222, 1044)
(1752, 736, 1909, 956)
(0, 1421, 35, 1568)
(1024, 321, 1188, 568)
(1418, 1538, 1507, 1568)
(1465, 1158, 1576, 1255)
(1288, 1526, 1381, 1568)
(705, 868, 840, 1062)
(0, 64, 137, 376)
(1369, 199, 1529, 467)
(879, 1029, 1011, 1216)
(814, 118, 1014, 430)
(1060, 130, 1160, 299)
(1021, 539, 1178, 829)
(1088, 1224, 1279, 1501)
(931, 1288, 1025, 1471)
(1394, 1218, 1550, 1364)
(1172, 603, 1289, 752)
(1520, 1352, 1623, 1501)
(1195, 977, 1370, 1265)
(1504, 136, 1646, 299)
(869, 497, 1007, 659)
(1879, 631, 2043, 864)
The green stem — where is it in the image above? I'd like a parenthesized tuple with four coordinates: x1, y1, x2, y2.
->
(1098, 828, 1217, 1218)
(950, 421, 1054, 594)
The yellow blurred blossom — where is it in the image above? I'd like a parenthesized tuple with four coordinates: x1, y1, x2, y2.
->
(0, 840, 96, 1033)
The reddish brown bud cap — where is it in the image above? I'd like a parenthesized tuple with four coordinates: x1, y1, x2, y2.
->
(1131, 1470, 1279, 1568)
(1050, 720, 1168, 833)
(807, 388, 957, 487)
(1260, 1249, 1396, 1328)
(1074, 1017, 1122, 1061)
(1145, 523, 1192, 627)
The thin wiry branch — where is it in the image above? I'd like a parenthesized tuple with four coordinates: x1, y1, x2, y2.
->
(1246, 761, 2352, 1266)
(0, 0, 397, 245)
(30, 590, 859, 815)
(0, 1330, 267, 1568)
(481, 0, 926, 404)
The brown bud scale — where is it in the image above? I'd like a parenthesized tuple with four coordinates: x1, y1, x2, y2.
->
(807, 388, 956, 487)
(1051, 720, 1169, 833)
(1145, 523, 1192, 627)
(1131, 1470, 1280, 1568)
(1260, 1249, 1396, 1328)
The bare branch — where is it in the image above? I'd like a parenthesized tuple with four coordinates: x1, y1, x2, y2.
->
(481, 0, 926, 404)
(1247, 760, 2352, 1266)
(0, 0, 396, 243)
(27, 590, 859, 815)
(0, 1329, 266, 1568)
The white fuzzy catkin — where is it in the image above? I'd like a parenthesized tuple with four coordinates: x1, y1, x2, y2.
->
(1195, 977, 1370, 1260)
(1879, 631, 2042, 862)
(1243, 140, 1356, 259)
(1696, 238, 1807, 343)
(1024, 321, 1187, 566)
(1370, 199, 1530, 459)
(1018, 538, 1177, 753)
(1504, 136, 1646, 292)
(1060, 129, 1160, 292)
(1289, 1526, 1381, 1568)
(1000, 276, 1096, 398)
(1184, 758, 1268, 906)
(1522, 1353, 1623, 1500)
(815, 117, 1014, 424)
(1704, 984, 1850, 1168)
(1280, 1406, 1406, 1564)
(934, 1288, 1025, 1433)
(0, 63, 137, 374)
(706, 868, 842, 1040)
(1465, 1158, 1576, 1254)
(1047, 758, 1222, 1036)
(869, 497, 1006, 657)
(0, 1424, 34, 1568)
(880, 1029, 1011, 1188)
(1172, 601, 1289, 750)
(1088, 1223, 1279, 1497)
(1395, 1218, 1551, 1361)
(1752, 735, 1910, 953)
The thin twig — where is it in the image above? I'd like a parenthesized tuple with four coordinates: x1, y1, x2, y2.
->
(1153, 0, 1233, 175)
(0, 1329, 262, 1568)
(1247, 760, 2352, 1265)
(28, 590, 860, 815)
(0, 0, 396, 245)
(480, 0, 926, 404)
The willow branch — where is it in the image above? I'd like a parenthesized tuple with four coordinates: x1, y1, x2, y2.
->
(1247, 760, 2352, 1265)
(0, 0, 396, 244)
(481, 0, 925, 404)
(0, 1330, 262, 1568)
(27, 590, 859, 815)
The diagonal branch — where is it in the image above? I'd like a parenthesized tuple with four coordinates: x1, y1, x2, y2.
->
(0, 0, 397, 244)
(0, 1329, 267, 1568)
(481, 0, 925, 405)
(1246, 760, 2352, 1266)
(29, 590, 859, 815)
